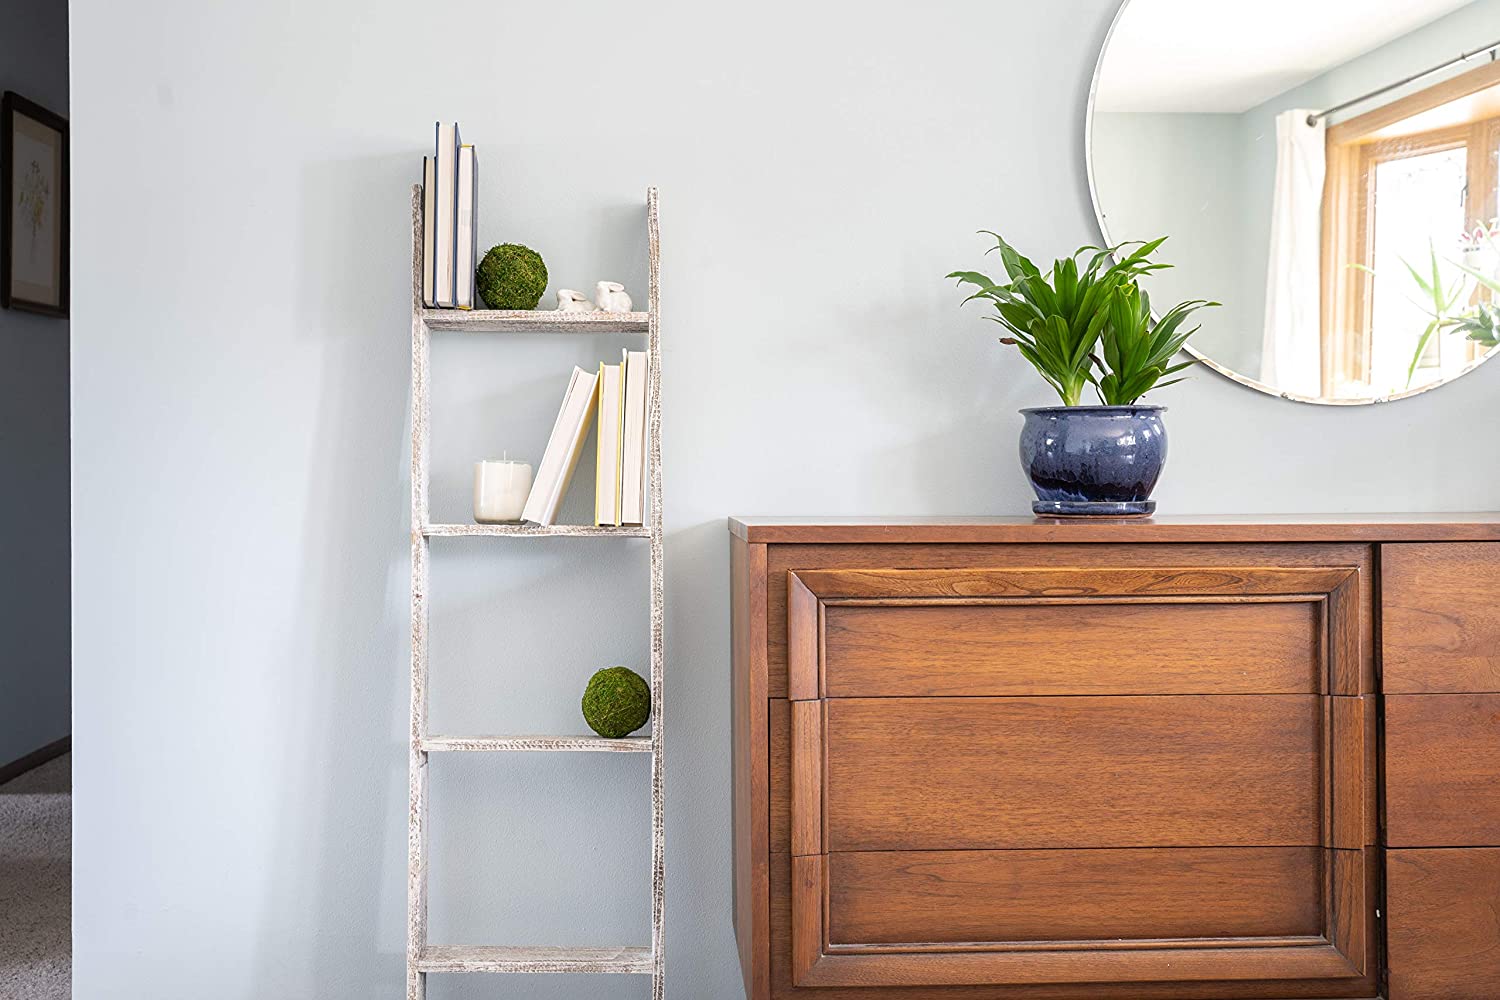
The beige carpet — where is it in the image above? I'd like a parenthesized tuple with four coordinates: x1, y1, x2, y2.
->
(0, 754, 70, 999)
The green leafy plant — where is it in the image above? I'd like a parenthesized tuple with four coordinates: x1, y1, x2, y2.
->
(1097, 284, 1216, 405)
(1446, 303, 1500, 347)
(948, 233, 1215, 405)
(1449, 254, 1500, 348)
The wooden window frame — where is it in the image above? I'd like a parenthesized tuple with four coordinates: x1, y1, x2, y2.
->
(1322, 59, 1500, 396)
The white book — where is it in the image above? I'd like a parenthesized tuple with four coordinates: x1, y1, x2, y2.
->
(521, 367, 601, 525)
(456, 145, 477, 309)
(434, 122, 461, 307)
(619, 350, 648, 526)
(421, 157, 436, 307)
(594, 361, 625, 526)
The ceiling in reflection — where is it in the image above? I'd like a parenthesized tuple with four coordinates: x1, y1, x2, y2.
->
(1096, 0, 1476, 112)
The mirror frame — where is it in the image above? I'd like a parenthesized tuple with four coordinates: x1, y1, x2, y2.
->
(1085, 0, 1500, 405)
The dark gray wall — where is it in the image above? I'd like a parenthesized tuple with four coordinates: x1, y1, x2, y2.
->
(0, 0, 70, 768)
(70, 1, 1500, 999)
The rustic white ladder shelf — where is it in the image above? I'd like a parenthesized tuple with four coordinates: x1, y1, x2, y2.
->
(405, 186, 665, 999)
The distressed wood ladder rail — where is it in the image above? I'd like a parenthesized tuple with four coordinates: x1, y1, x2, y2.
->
(405, 186, 665, 999)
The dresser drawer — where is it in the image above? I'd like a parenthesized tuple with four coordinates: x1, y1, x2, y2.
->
(1383, 543, 1500, 693)
(1386, 694, 1500, 846)
(821, 695, 1320, 852)
(778, 563, 1376, 993)
(826, 847, 1324, 946)
(1387, 848, 1500, 999)
(821, 600, 1320, 696)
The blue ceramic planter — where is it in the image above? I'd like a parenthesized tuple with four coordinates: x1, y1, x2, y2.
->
(1019, 405, 1167, 517)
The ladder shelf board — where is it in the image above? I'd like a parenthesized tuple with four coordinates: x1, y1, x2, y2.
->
(414, 944, 654, 975)
(422, 523, 650, 538)
(422, 309, 649, 333)
(421, 734, 652, 753)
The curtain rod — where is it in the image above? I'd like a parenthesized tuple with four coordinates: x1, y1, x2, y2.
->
(1306, 39, 1500, 127)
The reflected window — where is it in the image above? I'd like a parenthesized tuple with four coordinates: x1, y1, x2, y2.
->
(1325, 69, 1500, 397)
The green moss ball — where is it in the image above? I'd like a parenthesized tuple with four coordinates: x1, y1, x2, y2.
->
(581, 666, 650, 739)
(476, 243, 548, 310)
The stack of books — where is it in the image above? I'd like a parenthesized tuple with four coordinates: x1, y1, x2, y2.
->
(521, 351, 651, 527)
(421, 122, 478, 309)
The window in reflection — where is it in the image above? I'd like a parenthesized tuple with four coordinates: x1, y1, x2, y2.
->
(1324, 67, 1500, 398)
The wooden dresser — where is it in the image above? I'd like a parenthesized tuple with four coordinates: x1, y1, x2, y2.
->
(729, 516, 1500, 1000)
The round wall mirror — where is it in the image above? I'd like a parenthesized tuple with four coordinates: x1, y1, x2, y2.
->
(1089, 0, 1500, 403)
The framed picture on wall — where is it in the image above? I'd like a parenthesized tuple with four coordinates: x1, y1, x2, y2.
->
(2, 91, 68, 318)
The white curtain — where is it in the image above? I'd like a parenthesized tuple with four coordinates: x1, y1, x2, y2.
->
(1260, 110, 1326, 397)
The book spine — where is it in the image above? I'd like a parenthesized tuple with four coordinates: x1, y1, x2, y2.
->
(456, 145, 475, 309)
(421, 157, 436, 308)
(594, 363, 607, 527)
(559, 370, 600, 524)
(616, 350, 627, 526)
(521, 367, 583, 526)
(434, 122, 459, 307)
(470, 149, 479, 309)
(449, 123, 461, 307)
(428, 125, 439, 305)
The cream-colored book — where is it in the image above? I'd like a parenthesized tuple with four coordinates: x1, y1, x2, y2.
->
(421, 157, 436, 307)
(593, 360, 625, 526)
(521, 366, 600, 525)
(455, 144, 478, 309)
(619, 350, 648, 526)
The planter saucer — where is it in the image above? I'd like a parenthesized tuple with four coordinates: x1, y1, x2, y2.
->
(1032, 500, 1156, 518)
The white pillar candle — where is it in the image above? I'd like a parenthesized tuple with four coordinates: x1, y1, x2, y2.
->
(473, 460, 533, 523)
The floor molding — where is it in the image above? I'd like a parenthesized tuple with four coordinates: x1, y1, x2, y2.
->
(0, 736, 71, 787)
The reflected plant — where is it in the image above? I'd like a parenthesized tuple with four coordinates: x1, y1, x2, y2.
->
(1358, 241, 1468, 386)
(1448, 249, 1500, 348)
(1365, 229, 1500, 384)
(1400, 242, 1466, 386)
(1445, 303, 1500, 348)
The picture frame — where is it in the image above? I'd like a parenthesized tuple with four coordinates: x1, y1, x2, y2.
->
(2, 91, 69, 318)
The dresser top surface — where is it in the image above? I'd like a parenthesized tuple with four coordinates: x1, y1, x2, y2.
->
(728, 513, 1500, 544)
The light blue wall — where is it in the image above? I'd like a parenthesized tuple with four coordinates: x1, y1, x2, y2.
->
(1092, 112, 1251, 372)
(70, 1, 1500, 999)
(0, 0, 69, 769)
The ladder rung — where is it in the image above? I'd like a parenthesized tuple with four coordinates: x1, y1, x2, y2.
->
(422, 523, 650, 538)
(414, 945, 653, 975)
(421, 734, 652, 753)
(422, 309, 650, 333)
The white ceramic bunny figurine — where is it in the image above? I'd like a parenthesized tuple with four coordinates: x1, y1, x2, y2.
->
(595, 281, 633, 314)
(554, 289, 595, 312)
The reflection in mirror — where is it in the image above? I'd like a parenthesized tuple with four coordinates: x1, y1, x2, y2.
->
(1090, 0, 1500, 403)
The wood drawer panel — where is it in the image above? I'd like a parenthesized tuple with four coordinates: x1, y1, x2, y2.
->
(764, 543, 1376, 699)
(824, 696, 1320, 852)
(771, 697, 791, 853)
(827, 847, 1323, 946)
(1383, 543, 1500, 693)
(768, 855, 1380, 1000)
(1386, 694, 1500, 847)
(823, 602, 1320, 697)
(1387, 848, 1500, 999)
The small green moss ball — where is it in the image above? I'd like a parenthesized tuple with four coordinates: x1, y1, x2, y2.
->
(476, 243, 548, 310)
(581, 666, 650, 739)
